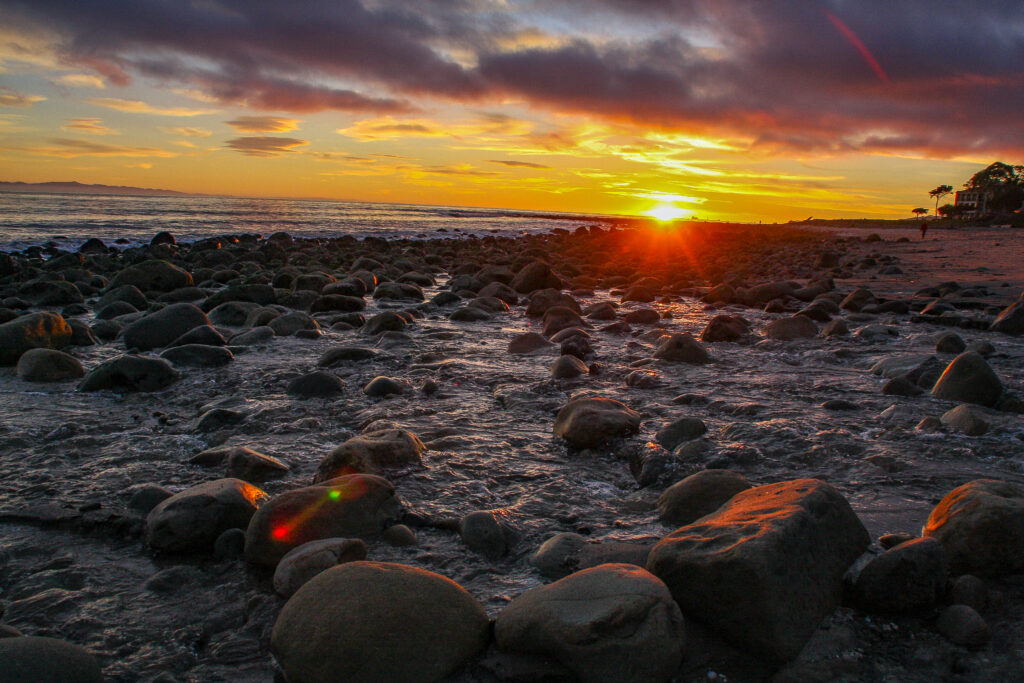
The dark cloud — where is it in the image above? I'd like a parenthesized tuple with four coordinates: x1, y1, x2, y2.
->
(224, 136, 308, 157)
(4, 1, 1024, 157)
(488, 159, 551, 169)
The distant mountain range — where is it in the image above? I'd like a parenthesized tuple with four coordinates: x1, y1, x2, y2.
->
(0, 181, 200, 197)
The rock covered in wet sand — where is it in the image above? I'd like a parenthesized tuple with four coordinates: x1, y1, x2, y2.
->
(495, 564, 684, 683)
(146, 478, 268, 553)
(245, 474, 402, 567)
(314, 428, 425, 481)
(0, 311, 72, 365)
(273, 538, 368, 597)
(272, 561, 489, 683)
(923, 479, 1024, 576)
(15, 348, 84, 382)
(930, 351, 1002, 407)
(553, 397, 640, 448)
(652, 333, 710, 363)
(647, 478, 869, 661)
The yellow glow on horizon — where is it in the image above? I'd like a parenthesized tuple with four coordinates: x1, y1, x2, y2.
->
(645, 204, 691, 222)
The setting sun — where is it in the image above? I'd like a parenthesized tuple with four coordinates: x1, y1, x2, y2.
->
(645, 204, 691, 222)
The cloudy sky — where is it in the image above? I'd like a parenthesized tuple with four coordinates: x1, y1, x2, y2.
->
(0, 0, 1021, 221)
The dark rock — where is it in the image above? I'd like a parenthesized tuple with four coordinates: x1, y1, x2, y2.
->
(853, 538, 948, 614)
(700, 314, 750, 342)
(287, 371, 344, 398)
(193, 408, 245, 432)
(936, 604, 990, 647)
(764, 316, 817, 340)
(553, 397, 641, 449)
(213, 528, 247, 558)
(160, 344, 234, 367)
(930, 352, 1003, 407)
(15, 348, 84, 382)
(542, 306, 587, 337)
(123, 303, 210, 351)
(513, 261, 562, 294)
(272, 561, 489, 683)
(652, 333, 711, 363)
(508, 332, 554, 354)
(79, 355, 179, 392)
(655, 417, 708, 451)
(318, 346, 377, 366)
(363, 376, 409, 398)
(460, 510, 514, 559)
(208, 301, 261, 326)
(189, 445, 290, 482)
(146, 478, 267, 553)
(314, 428, 425, 481)
(168, 324, 227, 347)
(940, 404, 989, 435)
(550, 354, 588, 379)
(656, 469, 751, 526)
(362, 311, 407, 336)
(109, 259, 192, 292)
(935, 332, 967, 354)
(0, 312, 73, 365)
(0, 636, 103, 683)
(273, 538, 368, 597)
(990, 299, 1024, 334)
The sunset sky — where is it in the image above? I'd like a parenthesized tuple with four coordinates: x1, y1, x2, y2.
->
(1, 1, 1022, 222)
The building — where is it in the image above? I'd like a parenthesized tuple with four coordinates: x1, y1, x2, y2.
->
(954, 189, 989, 216)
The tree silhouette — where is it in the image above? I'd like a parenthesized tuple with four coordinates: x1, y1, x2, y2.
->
(912, 207, 928, 217)
(928, 184, 953, 215)
(964, 162, 1024, 212)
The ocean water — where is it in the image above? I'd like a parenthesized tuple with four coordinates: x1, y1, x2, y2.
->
(0, 192, 616, 251)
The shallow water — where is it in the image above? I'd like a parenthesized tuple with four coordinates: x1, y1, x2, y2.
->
(1, 243, 1023, 681)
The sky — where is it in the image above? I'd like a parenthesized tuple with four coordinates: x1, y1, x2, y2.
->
(0, 0, 1022, 222)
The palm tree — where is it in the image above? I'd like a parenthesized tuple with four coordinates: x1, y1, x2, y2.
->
(929, 185, 953, 215)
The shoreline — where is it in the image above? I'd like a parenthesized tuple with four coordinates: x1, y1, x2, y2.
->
(1, 223, 1022, 682)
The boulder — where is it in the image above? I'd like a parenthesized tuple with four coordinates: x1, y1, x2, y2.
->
(542, 306, 587, 337)
(652, 333, 711, 363)
(654, 417, 708, 451)
(495, 564, 684, 683)
(273, 538, 368, 597)
(362, 311, 407, 336)
(189, 445, 289, 482)
(123, 303, 210, 351)
(168, 324, 227, 347)
(656, 469, 751, 526)
(930, 352, 1003, 407)
(99, 284, 148, 310)
(109, 259, 193, 292)
(940, 404, 989, 435)
(0, 312, 72, 365)
(460, 510, 514, 559)
(318, 346, 377, 366)
(15, 348, 84, 382)
(550, 354, 589, 379)
(373, 282, 424, 301)
(526, 289, 579, 317)
(937, 605, 990, 647)
(508, 332, 554, 354)
(922, 479, 1024, 576)
(553, 397, 641, 449)
(208, 301, 261, 326)
(310, 294, 365, 313)
(160, 344, 234, 367)
(272, 562, 489, 683)
(269, 312, 320, 337)
(146, 478, 268, 553)
(245, 474, 402, 567)
(0, 636, 103, 683)
(647, 479, 870, 661)
(78, 355, 179, 392)
(700, 315, 749, 342)
(764, 316, 818, 341)
(363, 376, 410, 398)
(512, 261, 562, 293)
(314, 429, 425, 481)
(287, 371, 344, 398)
(990, 299, 1024, 334)
(852, 537, 948, 615)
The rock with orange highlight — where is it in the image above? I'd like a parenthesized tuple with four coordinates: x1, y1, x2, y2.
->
(922, 479, 1024, 577)
(146, 478, 268, 553)
(245, 474, 402, 567)
(647, 478, 869, 662)
(272, 561, 489, 683)
(313, 428, 425, 482)
(0, 311, 73, 365)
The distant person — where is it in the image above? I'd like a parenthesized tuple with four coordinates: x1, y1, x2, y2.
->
(920, 221, 928, 239)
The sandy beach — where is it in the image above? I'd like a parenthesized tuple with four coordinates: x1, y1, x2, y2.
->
(0, 222, 1022, 682)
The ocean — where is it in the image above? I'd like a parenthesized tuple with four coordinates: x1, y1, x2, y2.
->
(0, 192, 617, 252)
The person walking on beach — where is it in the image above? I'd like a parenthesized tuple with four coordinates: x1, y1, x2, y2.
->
(920, 221, 928, 239)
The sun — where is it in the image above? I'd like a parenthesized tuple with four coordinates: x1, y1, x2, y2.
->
(645, 204, 690, 222)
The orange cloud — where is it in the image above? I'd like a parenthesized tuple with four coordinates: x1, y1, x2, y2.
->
(224, 136, 308, 157)
(61, 117, 116, 135)
(88, 97, 217, 116)
(3, 138, 176, 158)
(0, 87, 45, 107)
(225, 116, 301, 133)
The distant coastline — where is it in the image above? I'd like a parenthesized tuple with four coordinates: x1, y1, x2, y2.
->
(0, 181, 205, 197)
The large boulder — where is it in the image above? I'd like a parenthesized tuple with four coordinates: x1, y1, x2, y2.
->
(160, 344, 234, 367)
(764, 316, 818, 341)
(922, 479, 1024, 577)
(78, 355, 179, 392)
(271, 561, 489, 683)
(109, 259, 193, 292)
(362, 311, 407, 336)
(245, 474, 402, 567)
(495, 564, 684, 683)
(930, 352, 1003, 407)
(700, 314, 750, 342)
(0, 636, 103, 683)
(652, 333, 711, 363)
(314, 428, 426, 481)
(123, 303, 211, 351)
(507, 332, 554, 354)
(553, 397, 641, 449)
(647, 479, 870, 661)
(852, 537, 948, 615)
(656, 469, 751, 526)
(15, 348, 84, 382)
(542, 306, 587, 337)
(146, 478, 268, 553)
(0, 312, 72, 365)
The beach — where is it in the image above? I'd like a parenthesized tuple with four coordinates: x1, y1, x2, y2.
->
(1, 221, 1023, 682)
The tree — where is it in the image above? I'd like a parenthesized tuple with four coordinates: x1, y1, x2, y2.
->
(964, 162, 1024, 212)
(912, 207, 928, 217)
(928, 184, 953, 214)
(937, 203, 967, 218)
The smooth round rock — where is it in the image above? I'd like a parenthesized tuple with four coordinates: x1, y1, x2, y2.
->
(930, 352, 1003, 407)
(0, 636, 103, 683)
(271, 561, 489, 683)
(15, 348, 84, 382)
(656, 469, 751, 526)
(553, 397, 641, 449)
(936, 604, 990, 647)
(146, 478, 267, 553)
(273, 538, 368, 597)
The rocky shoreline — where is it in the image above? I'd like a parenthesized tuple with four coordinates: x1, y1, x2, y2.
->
(0, 223, 1023, 682)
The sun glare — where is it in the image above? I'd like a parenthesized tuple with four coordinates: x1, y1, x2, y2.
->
(645, 204, 690, 222)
